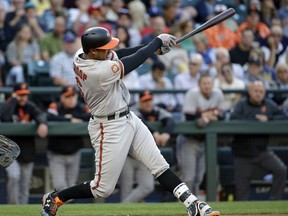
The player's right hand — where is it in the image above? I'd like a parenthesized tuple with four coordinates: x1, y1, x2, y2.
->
(157, 34, 176, 48)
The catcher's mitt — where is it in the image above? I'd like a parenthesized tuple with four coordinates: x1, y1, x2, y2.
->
(0, 135, 20, 168)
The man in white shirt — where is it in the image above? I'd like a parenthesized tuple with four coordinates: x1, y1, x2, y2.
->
(174, 54, 203, 109)
(49, 30, 79, 87)
(139, 60, 176, 112)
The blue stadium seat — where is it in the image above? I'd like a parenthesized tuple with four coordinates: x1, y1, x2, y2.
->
(28, 60, 53, 86)
(136, 62, 151, 76)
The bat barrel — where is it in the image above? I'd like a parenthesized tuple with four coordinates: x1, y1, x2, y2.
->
(175, 8, 236, 44)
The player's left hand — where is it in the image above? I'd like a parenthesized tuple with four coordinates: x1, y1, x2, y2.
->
(156, 34, 176, 55)
(157, 34, 176, 47)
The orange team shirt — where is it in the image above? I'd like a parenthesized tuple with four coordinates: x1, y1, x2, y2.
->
(203, 25, 238, 49)
(236, 22, 270, 43)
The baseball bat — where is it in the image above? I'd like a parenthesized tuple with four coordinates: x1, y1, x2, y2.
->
(176, 8, 236, 44)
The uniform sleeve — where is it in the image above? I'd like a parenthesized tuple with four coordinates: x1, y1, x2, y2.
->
(99, 60, 124, 85)
(230, 100, 246, 120)
(29, 102, 47, 124)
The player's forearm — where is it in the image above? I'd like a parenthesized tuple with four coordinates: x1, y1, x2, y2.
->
(121, 38, 162, 75)
(115, 44, 146, 59)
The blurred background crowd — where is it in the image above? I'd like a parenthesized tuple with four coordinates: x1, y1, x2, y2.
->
(1, 0, 288, 113)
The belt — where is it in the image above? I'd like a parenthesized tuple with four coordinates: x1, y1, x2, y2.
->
(91, 108, 130, 121)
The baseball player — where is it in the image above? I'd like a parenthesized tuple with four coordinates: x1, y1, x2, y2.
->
(41, 27, 220, 216)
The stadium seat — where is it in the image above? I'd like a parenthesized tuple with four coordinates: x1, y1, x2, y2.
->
(136, 62, 151, 76)
(28, 60, 53, 86)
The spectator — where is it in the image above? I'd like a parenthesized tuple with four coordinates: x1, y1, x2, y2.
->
(46, 85, 90, 191)
(127, 0, 147, 31)
(4, 0, 26, 44)
(273, 64, 288, 106)
(229, 29, 255, 66)
(5, 24, 40, 86)
(244, 48, 277, 89)
(174, 54, 203, 109)
(67, 0, 90, 36)
(39, 15, 66, 62)
(161, 0, 193, 28)
(209, 47, 244, 80)
(116, 8, 141, 47)
(49, 29, 79, 87)
(139, 60, 177, 112)
(192, 33, 216, 72)
(261, 25, 288, 67)
(230, 81, 287, 200)
(194, 0, 217, 24)
(40, 0, 67, 32)
(203, 4, 238, 49)
(141, 16, 167, 44)
(0, 2, 8, 52)
(31, 0, 51, 16)
(214, 63, 245, 112)
(23, 1, 45, 38)
(278, 0, 288, 38)
(178, 19, 196, 56)
(237, 6, 270, 44)
(119, 90, 175, 203)
(86, 2, 113, 30)
(0, 83, 48, 204)
(105, 0, 124, 23)
(260, 0, 278, 26)
(115, 25, 130, 49)
(177, 73, 225, 196)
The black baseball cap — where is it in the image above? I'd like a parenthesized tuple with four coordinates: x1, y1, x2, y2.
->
(63, 30, 77, 43)
(13, 83, 30, 95)
(61, 86, 77, 97)
(139, 90, 153, 102)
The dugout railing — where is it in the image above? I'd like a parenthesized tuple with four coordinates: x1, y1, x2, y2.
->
(1, 121, 288, 201)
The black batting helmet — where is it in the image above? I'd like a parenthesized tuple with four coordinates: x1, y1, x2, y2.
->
(81, 27, 119, 54)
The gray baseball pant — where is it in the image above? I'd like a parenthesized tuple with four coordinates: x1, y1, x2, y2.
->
(234, 150, 287, 200)
(176, 135, 206, 196)
(47, 150, 81, 191)
(6, 160, 34, 204)
(119, 156, 155, 202)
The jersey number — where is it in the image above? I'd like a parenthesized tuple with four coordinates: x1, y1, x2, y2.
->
(73, 64, 87, 99)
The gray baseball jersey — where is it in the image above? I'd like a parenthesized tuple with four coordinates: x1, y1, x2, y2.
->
(183, 88, 225, 114)
(73, 49, 129, 116)
(73, 48, 169, 198)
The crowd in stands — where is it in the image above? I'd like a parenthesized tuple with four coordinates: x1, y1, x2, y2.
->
(1, 0, 288, 113)
(1, 0, 288, 203)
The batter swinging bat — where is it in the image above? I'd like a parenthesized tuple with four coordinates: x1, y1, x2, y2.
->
(176, 8, 236, 44)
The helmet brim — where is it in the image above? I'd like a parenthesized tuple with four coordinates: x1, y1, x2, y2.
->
(97, 37, 119, 50)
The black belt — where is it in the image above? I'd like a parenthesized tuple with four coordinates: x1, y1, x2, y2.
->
(91, 108, 130, 121)
(107, 109, 130, 120)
